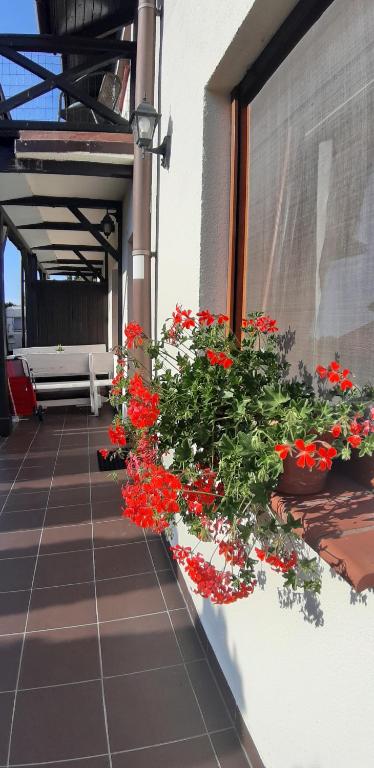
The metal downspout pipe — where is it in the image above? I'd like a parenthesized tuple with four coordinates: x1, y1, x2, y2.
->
(131, 0, 156, 376)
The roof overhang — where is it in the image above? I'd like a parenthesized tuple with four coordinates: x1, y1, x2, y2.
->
(1, 168, 131, 277)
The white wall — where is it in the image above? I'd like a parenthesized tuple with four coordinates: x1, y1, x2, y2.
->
(156, 2, 374, 766)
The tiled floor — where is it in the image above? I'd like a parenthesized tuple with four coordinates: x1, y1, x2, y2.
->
(0, 407, 250, 767)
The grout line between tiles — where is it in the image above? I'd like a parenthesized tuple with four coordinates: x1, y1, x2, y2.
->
(0, 658, 207, 696)
(0, 607, 187, 640)
(0, 537, 158, 564)
(0, 568, 172, 595)
(5, 412, 67, 768)
(0, 726, 235, 766)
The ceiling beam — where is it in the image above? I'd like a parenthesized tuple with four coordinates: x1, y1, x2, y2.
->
(72, 249, 103, 282)
(18, 222, 106, 232)
(45, 266, 92, 272)
(1, 196, 121, 211)
(39, 259, 103, 266)
(68, 207, 118, 261)
(0, 34, 136, 57)
(0, 122, 132, 137)
(0, 156, 133, 178)
(33, 244, 106, 252)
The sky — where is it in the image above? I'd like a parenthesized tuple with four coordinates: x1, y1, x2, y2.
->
(2, 0, 38, 304)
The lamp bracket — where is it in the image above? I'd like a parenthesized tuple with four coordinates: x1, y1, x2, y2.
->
(148, 134, 171, 169)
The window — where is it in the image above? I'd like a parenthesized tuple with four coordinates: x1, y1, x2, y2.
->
(234, 0, 374, 384)
(13, 317, 22, 332)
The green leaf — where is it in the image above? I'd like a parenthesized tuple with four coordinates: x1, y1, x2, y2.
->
(174, 439, 192, 463)
(219, 434, 236, 456)
(258, 386, 291, 415)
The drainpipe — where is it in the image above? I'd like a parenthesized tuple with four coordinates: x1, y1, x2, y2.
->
(131, 0, 156, 376)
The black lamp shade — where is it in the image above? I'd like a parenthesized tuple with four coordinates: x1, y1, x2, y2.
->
(101, 212, 115, 238)
(131, 99, 159, 150)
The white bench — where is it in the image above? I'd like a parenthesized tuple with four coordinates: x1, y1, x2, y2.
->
(18, 352, 92, 410)
(89, 352, 116, 416)
(9, 349, 116, 414)
(14, 344, 106, 355)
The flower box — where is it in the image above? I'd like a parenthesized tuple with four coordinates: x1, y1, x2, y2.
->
(96, 449, 128, 472)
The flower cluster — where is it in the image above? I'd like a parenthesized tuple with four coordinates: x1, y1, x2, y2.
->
(255, 548, 297, 573)
(171, 305, 195, 330)
(124, 322, 143, 349)
(218, 541, 247, 567)
(275, 440, 337, 470)
(197, 309, 215, 326)
(108, 424, 127, 447)
(316, 361, 353, 391)
(122, 463, 181, 533)
(206, 349, 233, 369)
(171, 545, 255, 604)
(242, 315, 278, 333)
(182, 468, 224, 517)
(127, 373, 160, 429)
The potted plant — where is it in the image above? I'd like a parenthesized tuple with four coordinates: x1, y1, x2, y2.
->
(103, 309, 374, 603)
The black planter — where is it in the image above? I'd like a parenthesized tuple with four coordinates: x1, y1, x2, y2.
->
(96, 449, 128, 472)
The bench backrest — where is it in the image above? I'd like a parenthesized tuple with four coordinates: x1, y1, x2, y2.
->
(14, 344, 106, 355)
(19, 352, 90, 379)
(89, 352, 116, 377)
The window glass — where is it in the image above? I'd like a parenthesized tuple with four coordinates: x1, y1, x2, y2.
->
(247, 0, 374, 384)
(13, 318, 22, 332)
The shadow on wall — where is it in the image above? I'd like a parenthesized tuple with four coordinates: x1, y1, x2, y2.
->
(200, 597, 246, 712)
(277, 585, 325, 628)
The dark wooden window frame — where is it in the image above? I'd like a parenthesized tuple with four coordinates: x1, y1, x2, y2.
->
(228, 0, 336, 336)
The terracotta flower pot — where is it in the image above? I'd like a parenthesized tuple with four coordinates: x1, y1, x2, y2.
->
(346, 451, 374, 490)
(276, 455, 330, 495)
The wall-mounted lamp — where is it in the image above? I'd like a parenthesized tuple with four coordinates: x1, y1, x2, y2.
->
(100, 211, 115, 238)
(131, 99, 171, 169)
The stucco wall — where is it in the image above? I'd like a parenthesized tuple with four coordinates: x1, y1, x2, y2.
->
(155, 2, 374, 767)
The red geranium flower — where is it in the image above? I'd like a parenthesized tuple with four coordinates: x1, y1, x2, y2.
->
(99, 449, 109, 459)
(317, 360, 353, 391)
(255, 547, 266, 561)
(108, 424, 126, 446)
(340, 379, 353, 391)
(347, 435, 362, 448)
(197, 309, 215, 326)
(124, 322, 143, 349)
(329, 361, 340, 372)
(316, 445, 337, 471)
(275, 444, 290, 460)
(316, 365, 328, 379)
(206, 350, 233, 369)
(328, 370, 340, 384)
(217, 314, 229, 325)
(294, 439, 316, 469)
(255, 547, 297, 573)
(243, 315, 278, 333)
(330, 424, 342, 438)
(349, 420, 362, 435)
